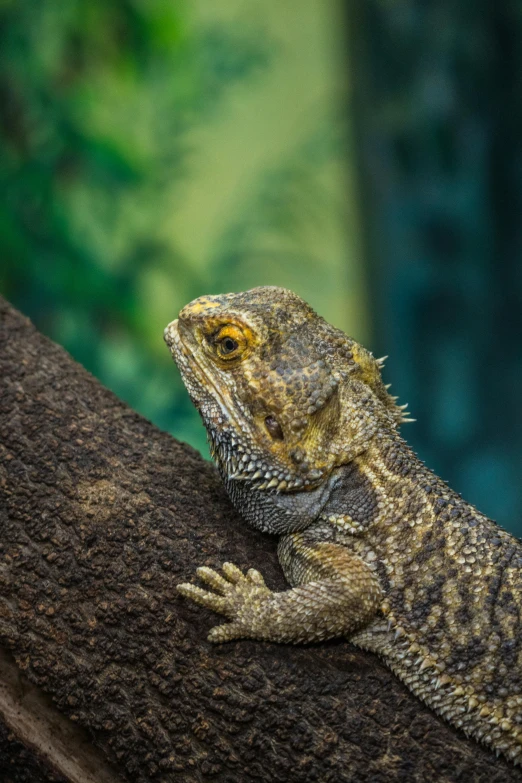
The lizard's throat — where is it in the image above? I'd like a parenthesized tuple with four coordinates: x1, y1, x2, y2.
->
(207, 425, 329, 494)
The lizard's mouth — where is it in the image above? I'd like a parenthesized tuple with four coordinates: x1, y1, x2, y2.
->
(164, 318, 246, 434)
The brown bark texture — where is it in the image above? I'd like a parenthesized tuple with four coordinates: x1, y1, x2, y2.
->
(0, 295, 520, 783)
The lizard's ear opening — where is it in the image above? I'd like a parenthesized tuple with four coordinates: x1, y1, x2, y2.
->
(265, 415, 284, 440)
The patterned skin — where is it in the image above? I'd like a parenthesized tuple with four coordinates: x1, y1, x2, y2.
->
(164, 286, 522, 764)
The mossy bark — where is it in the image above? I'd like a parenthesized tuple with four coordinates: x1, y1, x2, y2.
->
(0, 297, 519, 783)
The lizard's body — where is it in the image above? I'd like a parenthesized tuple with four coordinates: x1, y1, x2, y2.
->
(164, 287, 522, 764)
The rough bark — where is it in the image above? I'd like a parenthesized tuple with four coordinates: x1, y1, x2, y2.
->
(0, 296, 520, 783)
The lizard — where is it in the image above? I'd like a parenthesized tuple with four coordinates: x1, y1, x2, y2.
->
(163, 286, 522, 765)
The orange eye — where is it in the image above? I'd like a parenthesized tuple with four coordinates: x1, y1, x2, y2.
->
(213, 325, 247, 361)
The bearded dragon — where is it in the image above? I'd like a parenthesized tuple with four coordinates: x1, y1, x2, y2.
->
(164, 286, 522, 764)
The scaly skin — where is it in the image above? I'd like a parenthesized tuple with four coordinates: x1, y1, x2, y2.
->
(164, 286, 522, 764)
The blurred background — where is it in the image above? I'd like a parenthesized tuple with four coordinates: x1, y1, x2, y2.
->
(1, 0, 521, 535)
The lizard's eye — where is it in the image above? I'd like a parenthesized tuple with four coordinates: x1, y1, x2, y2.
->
(212, 324, 247, 361)
(221, 337, 238, 354)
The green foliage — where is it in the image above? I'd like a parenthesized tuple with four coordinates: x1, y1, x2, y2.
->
(0, 0, 275, 455)
(0, 0, 359, 459)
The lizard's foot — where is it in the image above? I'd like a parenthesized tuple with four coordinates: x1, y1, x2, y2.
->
(177, 562, 273, 642)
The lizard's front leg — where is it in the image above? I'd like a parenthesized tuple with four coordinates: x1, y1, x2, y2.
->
(177, 535, 382, 643)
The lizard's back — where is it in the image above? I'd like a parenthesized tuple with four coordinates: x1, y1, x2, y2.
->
(346, 436, 522, 758)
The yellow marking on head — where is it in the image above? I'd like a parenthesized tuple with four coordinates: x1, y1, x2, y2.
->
(182, 298, 221, 317)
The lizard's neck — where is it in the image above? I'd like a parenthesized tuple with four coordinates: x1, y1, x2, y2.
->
(326, 429, 461, 536)
(359, 430, 437, 500)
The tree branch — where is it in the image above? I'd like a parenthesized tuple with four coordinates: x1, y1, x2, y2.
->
(0, 296, 518, 782)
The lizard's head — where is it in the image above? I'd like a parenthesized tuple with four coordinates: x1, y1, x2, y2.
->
(165, 287, 406, 494)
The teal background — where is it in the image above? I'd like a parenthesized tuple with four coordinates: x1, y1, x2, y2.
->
(1, 0, 521, 536)
(348, 0, 522, 535)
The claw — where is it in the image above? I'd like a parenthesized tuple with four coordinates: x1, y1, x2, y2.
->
(196, 566, 230, 593)
(222, 562, 245, 583)
(247, 568, 266, 586)
(178, 563, 272, 643)
(207, 623, 243, 643)
(176, 583, 227, 613)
